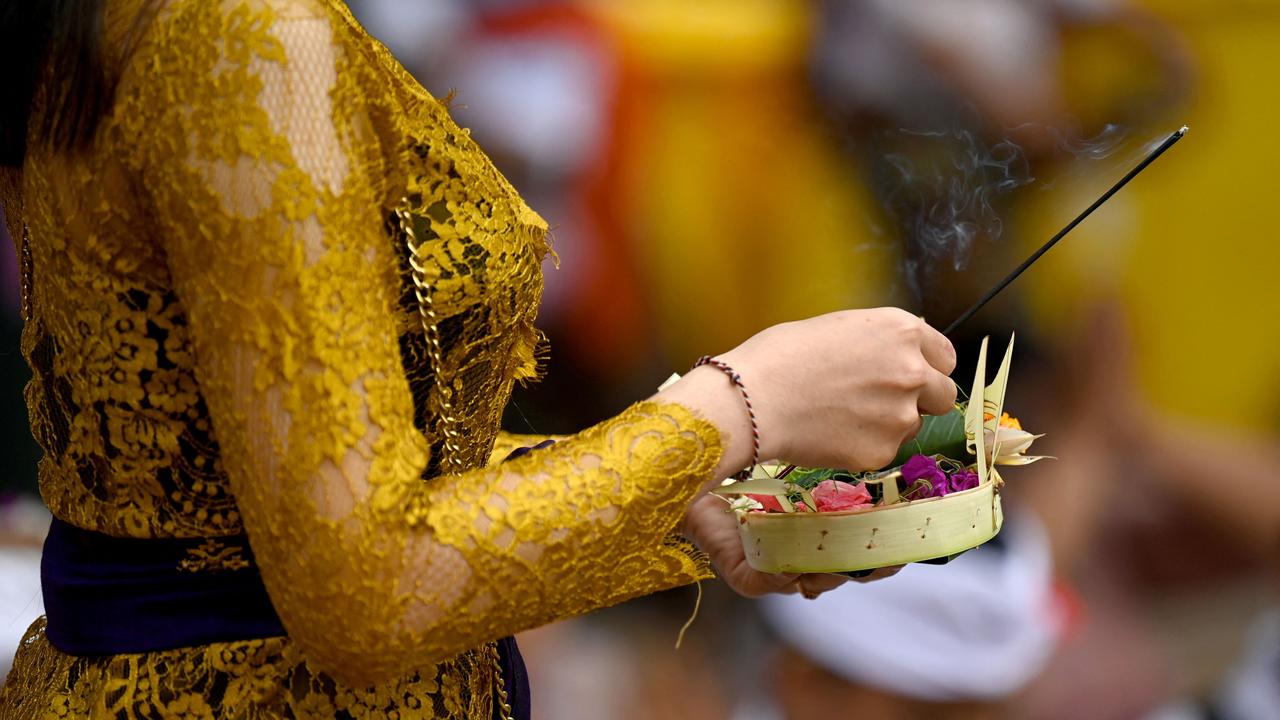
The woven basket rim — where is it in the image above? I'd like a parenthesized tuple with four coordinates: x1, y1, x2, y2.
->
(737, 482, 1004, 572)
(740, 475, 995, 521)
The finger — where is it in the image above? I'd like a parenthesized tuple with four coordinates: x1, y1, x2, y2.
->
(918, 371, 958, 416)
(849, 565, 905, 583)
(918, 322, 957, 375)
(798, 573, 849, 596)
(763, 573, 802, 594)
(900, 413, 924, 444)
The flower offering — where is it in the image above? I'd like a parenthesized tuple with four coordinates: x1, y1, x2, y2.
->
(715, 335, 1048, 573)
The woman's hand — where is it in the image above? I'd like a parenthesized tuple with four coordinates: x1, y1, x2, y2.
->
(658, 307, 957, 481)
(681, 495, 902, 599)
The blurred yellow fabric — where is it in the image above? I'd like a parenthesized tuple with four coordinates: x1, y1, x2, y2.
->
(587, 0, 891, 362)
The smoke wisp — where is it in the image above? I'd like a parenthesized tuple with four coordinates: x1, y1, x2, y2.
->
(873, 119, 1148, 302)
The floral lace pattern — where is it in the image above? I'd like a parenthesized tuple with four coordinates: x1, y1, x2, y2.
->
(4, 618, 496, 719)
(0, 0, 722, 716)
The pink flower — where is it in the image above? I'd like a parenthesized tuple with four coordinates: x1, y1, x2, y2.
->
(812, 479, 873, 512)
(747, 494, 785, 513)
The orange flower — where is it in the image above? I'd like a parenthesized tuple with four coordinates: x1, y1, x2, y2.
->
(999, 412, 1022, 430)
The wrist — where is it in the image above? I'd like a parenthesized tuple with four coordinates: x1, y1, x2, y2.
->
(654, 365, 758, 484)
(692, 356, 762, 474)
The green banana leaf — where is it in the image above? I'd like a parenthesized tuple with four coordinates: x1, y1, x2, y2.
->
(888, 406, 971, 468)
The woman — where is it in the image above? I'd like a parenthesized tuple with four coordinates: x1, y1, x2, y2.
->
(0, 0, 957, 717)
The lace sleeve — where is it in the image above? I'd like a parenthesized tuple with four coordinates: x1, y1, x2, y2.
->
(124, 0, 721, 686)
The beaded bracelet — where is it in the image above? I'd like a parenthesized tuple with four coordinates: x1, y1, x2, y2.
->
(692, 356, 760, 479)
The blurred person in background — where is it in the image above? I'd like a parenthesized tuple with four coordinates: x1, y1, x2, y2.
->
(1129, 394, 1280, 720)
(1022, 305, 1280, 720)
(0, 1, 957, 718)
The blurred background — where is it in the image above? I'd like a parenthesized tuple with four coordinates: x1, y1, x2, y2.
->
(4, 0, 1280, 717)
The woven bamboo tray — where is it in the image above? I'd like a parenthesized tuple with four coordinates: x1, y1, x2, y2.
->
(736, 469, 1004, 574)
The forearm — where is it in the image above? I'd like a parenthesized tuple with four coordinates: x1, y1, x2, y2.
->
(253, 401, 722, 685)
(654, 365, 758, 485)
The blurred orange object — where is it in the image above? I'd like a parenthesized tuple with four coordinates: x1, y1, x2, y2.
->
(585, 0, 892, 364)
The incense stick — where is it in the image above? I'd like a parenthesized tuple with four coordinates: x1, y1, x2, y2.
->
(766, 126, 1186, 484)
(942, 125, 1188, 337)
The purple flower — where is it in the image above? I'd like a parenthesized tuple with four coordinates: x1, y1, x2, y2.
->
(901, 454, 948, 498)
(948, 470, 979, 493)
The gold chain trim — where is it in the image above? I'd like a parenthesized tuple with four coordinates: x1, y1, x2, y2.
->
(396, 198, 464, 474)
(486, 642, 514, 720)
(399, 199, 515, 716)
(20, 224, 32, 323)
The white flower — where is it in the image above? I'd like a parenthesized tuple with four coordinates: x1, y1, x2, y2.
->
(728, 496, 765, 513)
(985, 426, 1048, 465)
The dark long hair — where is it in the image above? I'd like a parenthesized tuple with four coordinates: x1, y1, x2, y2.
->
(0, 0, 151, 168)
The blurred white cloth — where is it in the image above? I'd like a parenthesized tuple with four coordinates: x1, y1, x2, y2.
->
(0, 545, 43, 684)
(449, 39, 609, 176)
(760, 513, 1062, 702)
(348, 0, 470, 74)
(0, 495, 48, 683)
(1143, 608, 1280, 720)
(1210, 608, 1280, 720)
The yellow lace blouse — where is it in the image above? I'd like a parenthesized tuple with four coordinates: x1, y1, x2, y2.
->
(0, 0, 721, 716)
